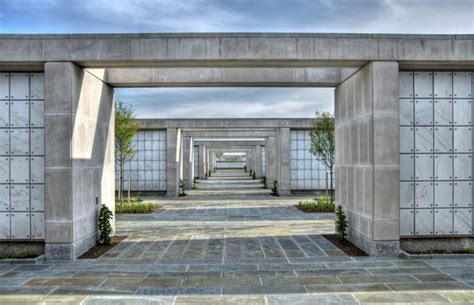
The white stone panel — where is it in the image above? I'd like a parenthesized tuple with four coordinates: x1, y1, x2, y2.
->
(434, 209, 453, 235)
(414, 72, 433, 98)
(30, 100, 44, 127)
(453, 181, 472, 208)
(415, 127, 433, 153)
(399, 72, 414, 98)
(30, 184, 44, 211)
(434, 100, 452, 125)
(453, 127, 472, 153)
(415, 154, 433, 180)
(434, 72, 453, 98)
(0, 213, 9, 239)
(434, 182, 453, 208)
(31, 212, 44, 239)
(10, 157, 29, 183)
(434, 127, 452, 153)
(0, 73, 8, 99)
(0, 157, 9, 183)
(0, 185, 9, 211)
(10, 212, 30, 239)
(415, 100, 433, 125)
(10, 129, 29, 155)
(415, 182, 433, 208)
(453, 154, 472, 180)
(10, 184, 29, 211)
(30, 129, 44, 155)
(0, 101, 9, 127)
(453, 72, 472, 98)
(0, 129, 9, 154)
(10, 101, 29, 127)
(9, 73, 29, 100)
(30, 73, 44, 99)
(434, 154, 452, 180)
(453, 209, 472, 235)
(400, 127, 414, 153)
(453, 99, 472, 126)
(415, 209, 434, 236)
(30, 157, 43, 184)
(400, 182, 414, 208)
(400, 154, 414, 180)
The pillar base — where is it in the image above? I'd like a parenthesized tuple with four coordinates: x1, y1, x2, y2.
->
(347, 229, 400, 256)
(45, 231, 96, 260)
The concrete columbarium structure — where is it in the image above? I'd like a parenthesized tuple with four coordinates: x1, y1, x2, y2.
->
(0, 33, 473, 259)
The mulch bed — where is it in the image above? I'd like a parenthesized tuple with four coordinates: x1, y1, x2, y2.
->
(295, 205, 334, 213)
(79, 236, 127, 259)
(407, 249, 474, 255)
(323, 234, 368, 256)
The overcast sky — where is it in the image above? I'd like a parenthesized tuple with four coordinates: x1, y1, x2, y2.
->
(1, 0, 472, 118)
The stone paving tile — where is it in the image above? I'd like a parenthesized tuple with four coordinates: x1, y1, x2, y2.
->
(147, 271, 222, 279)
(366, 266, 439, 275)
(175, 295, 266, 305)
(262, 276, 341, 286)
(51, 285, 136, 296)
(13, 264, 52, 271)
(0, 286, 55, 295)
(84, 296, 175, 305)
(337, 274, 418, 284)
(353, 291, 451, 303)
(295, 268, 371, 277)
(305, 283, 391, 294)
(325, 261, 396, 269)
(182, 277, 260, 287)
(136, 286, 221, 295)
(187, 263, 257, 272)
(386, 281, 471, 291)
(1, 270, 77, 279)
(25, 277, 105, 287)
(117, 263, 187, 272)
(265, 294, 358, 305)
(258, 262, 327, 271)
(222, 270, 296, 278)
(73, 271, 148, 278)
(223, 285, 306, 295)
(438, 291, 474, 303)
(413, 273, 458, 282)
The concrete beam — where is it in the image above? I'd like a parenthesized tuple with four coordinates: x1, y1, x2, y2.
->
(137, 118, 313, 129)
(89, 67, 358, 87)
(0, 33, 473, 67)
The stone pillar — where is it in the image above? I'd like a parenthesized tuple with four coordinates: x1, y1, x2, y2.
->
(166, 128, 179, 197)
(335, 61, 399, 256)
(266, 136, 277, 188)
(199, 146, 206, 179)
(279, 128, 291, 195)
(254, 145, 262, 178)
(182, 137, 193, 189)
(44, 63, 114, 260)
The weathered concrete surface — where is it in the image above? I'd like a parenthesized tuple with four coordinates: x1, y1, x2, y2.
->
(44, 63, 114, 260)
(335, 62, 400, 256)
(1, 33, 473, 67)
(88, 67, 359, 87)
(166, 128, 179, 197)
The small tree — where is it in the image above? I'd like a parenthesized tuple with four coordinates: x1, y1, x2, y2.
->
(272, 180, 279, 196)
(310, 112, 335, 204)
(335, 205, 348, 239)
(115, 101, 139, 206)
(98, 204, 113, 245)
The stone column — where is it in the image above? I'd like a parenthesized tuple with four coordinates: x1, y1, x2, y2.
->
(44, 63, 115, 260)
(279, 128, 291, 195)
(335, 61, 399, 256)
(182, 136, 193, 189)
(199, 146, 206, 179)
(266, 136, 277, 188)
(166, 128, 179, 197)
(254, 145, 262, 178)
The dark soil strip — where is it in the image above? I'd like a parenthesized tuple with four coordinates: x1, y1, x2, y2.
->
(295, 205, 334, 213)
(407, 249, 474, 255)
(79, 236, 128, 259)
(322, 234, 368, 256)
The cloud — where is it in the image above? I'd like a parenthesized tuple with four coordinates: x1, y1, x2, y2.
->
(115, 88, 334, 118)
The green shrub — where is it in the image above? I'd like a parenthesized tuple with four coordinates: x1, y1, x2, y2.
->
(244, 165, 247, 172)
(116, 201, 158, 214)
(98, 204, 113, 245)
(335, 205, 348, 240)
(297, 200, 335, 213)
(179, 179, 186, 196)
(261, 176, 267, 187)
(249, 169, 253, 176)
(271, 180, 279, 196)
(252, 171, 256, 180)
(208, 169, 212, 177)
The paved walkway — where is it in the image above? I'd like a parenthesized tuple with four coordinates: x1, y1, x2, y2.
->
(0, 170, 473, 304)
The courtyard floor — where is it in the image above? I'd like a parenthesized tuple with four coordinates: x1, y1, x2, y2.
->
(0, 170, 473, 304)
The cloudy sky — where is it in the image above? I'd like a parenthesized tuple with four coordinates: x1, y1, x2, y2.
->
(1, 0, 472, 118)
